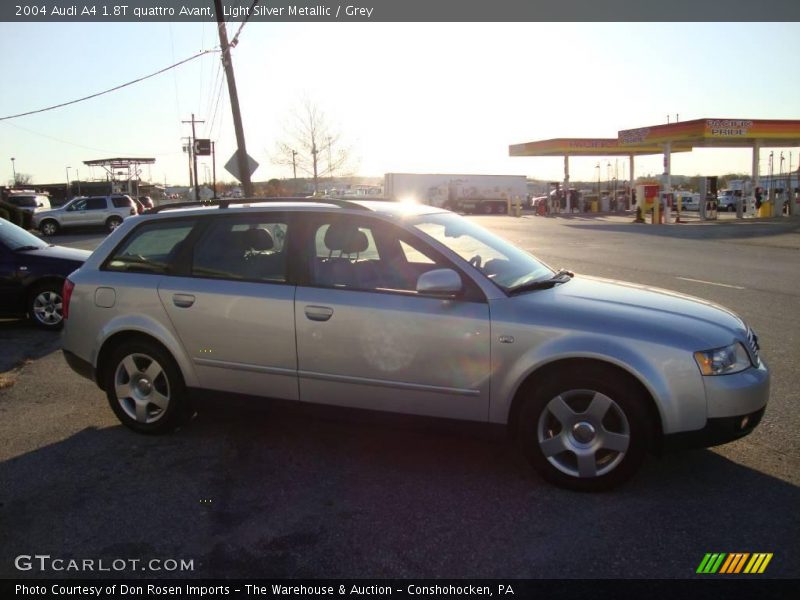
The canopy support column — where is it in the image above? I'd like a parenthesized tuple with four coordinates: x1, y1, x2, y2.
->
(751, 141, 761, 218)
(564, 155, 570, 212)
(629, 154, 635, 210)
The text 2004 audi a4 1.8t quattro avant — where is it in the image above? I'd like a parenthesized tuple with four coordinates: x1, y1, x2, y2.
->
(61, 199, 768, 490)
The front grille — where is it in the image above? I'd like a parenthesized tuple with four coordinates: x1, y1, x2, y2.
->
(747, 328, 760, 363)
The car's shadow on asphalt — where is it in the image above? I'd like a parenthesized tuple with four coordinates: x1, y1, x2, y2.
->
(1, 400, 798, 579)
(0, 320, 61, 373)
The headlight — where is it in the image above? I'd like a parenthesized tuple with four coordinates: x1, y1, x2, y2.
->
(694, 342, 751, 376)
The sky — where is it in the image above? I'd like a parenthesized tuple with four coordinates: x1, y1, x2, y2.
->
(1, 21, 799, 188)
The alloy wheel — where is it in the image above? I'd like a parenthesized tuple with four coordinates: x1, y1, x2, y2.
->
(537, 389, 631, 478)
(32, 290, 63, 326)
(114, 353, 171, 424)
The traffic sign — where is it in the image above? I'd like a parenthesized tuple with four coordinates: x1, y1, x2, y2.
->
(194, 139, 211, 156)
(224, 151, 258, 182)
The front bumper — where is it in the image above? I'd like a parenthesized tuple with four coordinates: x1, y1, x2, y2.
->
(664, 360, 769, 450)
(663, 407, 765, 450)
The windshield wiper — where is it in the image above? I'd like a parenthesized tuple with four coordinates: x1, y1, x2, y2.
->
(507, 269, 574, 295)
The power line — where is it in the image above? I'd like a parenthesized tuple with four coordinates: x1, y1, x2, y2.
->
(0, 118, 182, 157)
(0, 49, 219, 122)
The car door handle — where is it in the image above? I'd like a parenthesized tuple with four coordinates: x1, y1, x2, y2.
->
(304, 305, 333, 322)
(172, 293, 195, 308)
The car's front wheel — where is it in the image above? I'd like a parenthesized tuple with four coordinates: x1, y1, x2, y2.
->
(28, 282, 64, 329)
(104, 340, 191, 434)
(517, 365, 651, 491)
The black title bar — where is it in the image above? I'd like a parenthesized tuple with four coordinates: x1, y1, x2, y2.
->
(3, 0, 800, 22)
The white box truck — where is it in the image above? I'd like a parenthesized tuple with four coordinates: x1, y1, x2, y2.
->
(384, 173, 529, 214)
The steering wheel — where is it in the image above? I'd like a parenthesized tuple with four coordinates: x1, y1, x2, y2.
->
(469, 254, 482, 269)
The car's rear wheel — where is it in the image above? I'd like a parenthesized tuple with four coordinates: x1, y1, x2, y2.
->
(104, 340, 191, 434)
(40, 220, 59, 236)
(106, 216, 123, 232)
(28, 282, 64, 329)
(517, 365, 651, 491)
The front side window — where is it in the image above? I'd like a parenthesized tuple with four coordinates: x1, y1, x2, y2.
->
(105, 220, 196, 274)
(307, 216, 445, 292)
(192, 218, 289, 283)
(411, 212, 553, 291)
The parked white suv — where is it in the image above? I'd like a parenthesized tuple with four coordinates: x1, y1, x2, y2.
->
(33, 195, 138, 236)
(4, 192, 51, 215)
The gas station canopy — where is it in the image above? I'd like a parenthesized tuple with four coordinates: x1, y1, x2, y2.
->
(618, 119, 800, 149)
(509, 138, 691, 157)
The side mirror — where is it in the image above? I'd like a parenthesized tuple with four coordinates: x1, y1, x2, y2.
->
(416, 268, 462, 297)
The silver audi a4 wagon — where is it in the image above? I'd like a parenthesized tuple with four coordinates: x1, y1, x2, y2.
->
(61, 199, 769, 490)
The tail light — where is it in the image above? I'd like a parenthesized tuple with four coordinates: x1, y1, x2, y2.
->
(62, 278, 75, 320)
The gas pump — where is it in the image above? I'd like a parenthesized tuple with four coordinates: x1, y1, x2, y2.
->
(660, 191, 674, 223)
(548, 182, 561, 214)
(699, 176, 718, 220)
(635, 184, 660, 223)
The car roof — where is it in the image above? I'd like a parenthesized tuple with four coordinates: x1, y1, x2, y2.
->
(143, 198, 447, 219)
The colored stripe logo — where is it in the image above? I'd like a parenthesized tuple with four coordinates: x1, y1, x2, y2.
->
(697, 553, 773, 574)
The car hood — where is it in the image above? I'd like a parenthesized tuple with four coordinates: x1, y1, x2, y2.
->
(505, 274, 748, 350)
(19, 244, 91, 264)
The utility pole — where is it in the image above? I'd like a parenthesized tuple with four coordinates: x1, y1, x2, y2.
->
(182, 114, 204, 201)
(291, 149, 297, 192)
(214, 0, 253, 197)
(211, 141, 217, 199)
(182, 137, 193, 190)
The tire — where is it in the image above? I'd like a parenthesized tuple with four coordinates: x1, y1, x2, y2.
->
(40, 219, 59, 236)
(104, 340, 192, 434)
(28, 281, 64, 329)
(106, 216, 123, 232)
(516, 365, 651, 491)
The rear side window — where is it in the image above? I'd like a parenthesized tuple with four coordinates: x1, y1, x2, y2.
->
(105, 220, 196, 274)
(192, 218, 289, 283)
(9, 196, 36, 208)
(112, 197, 132, 208)
(86, 197, 107, 210)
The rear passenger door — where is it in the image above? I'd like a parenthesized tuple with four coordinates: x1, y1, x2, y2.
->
(293, 213, 491, 421)
(156, 213, 298, 400)
(82, 197, 110, 226)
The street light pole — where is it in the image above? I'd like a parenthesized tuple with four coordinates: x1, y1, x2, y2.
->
(11, 157, 16, 187)
(65, 166, 71, 201)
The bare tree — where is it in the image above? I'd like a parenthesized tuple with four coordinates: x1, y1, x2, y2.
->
(9, 173, 33, 187)
(272, 98, 354, 194)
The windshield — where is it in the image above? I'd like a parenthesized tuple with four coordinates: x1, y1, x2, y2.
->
(0, 218, 48, 250)
(411, 212, 553, 291)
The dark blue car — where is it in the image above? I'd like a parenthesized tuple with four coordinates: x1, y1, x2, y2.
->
(0, 219, 90, 329)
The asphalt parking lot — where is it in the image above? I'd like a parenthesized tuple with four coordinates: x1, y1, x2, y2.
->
(1, 215, 799, 579)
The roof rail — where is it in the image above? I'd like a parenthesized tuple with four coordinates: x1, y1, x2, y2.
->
(145, 196, 377, 214)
